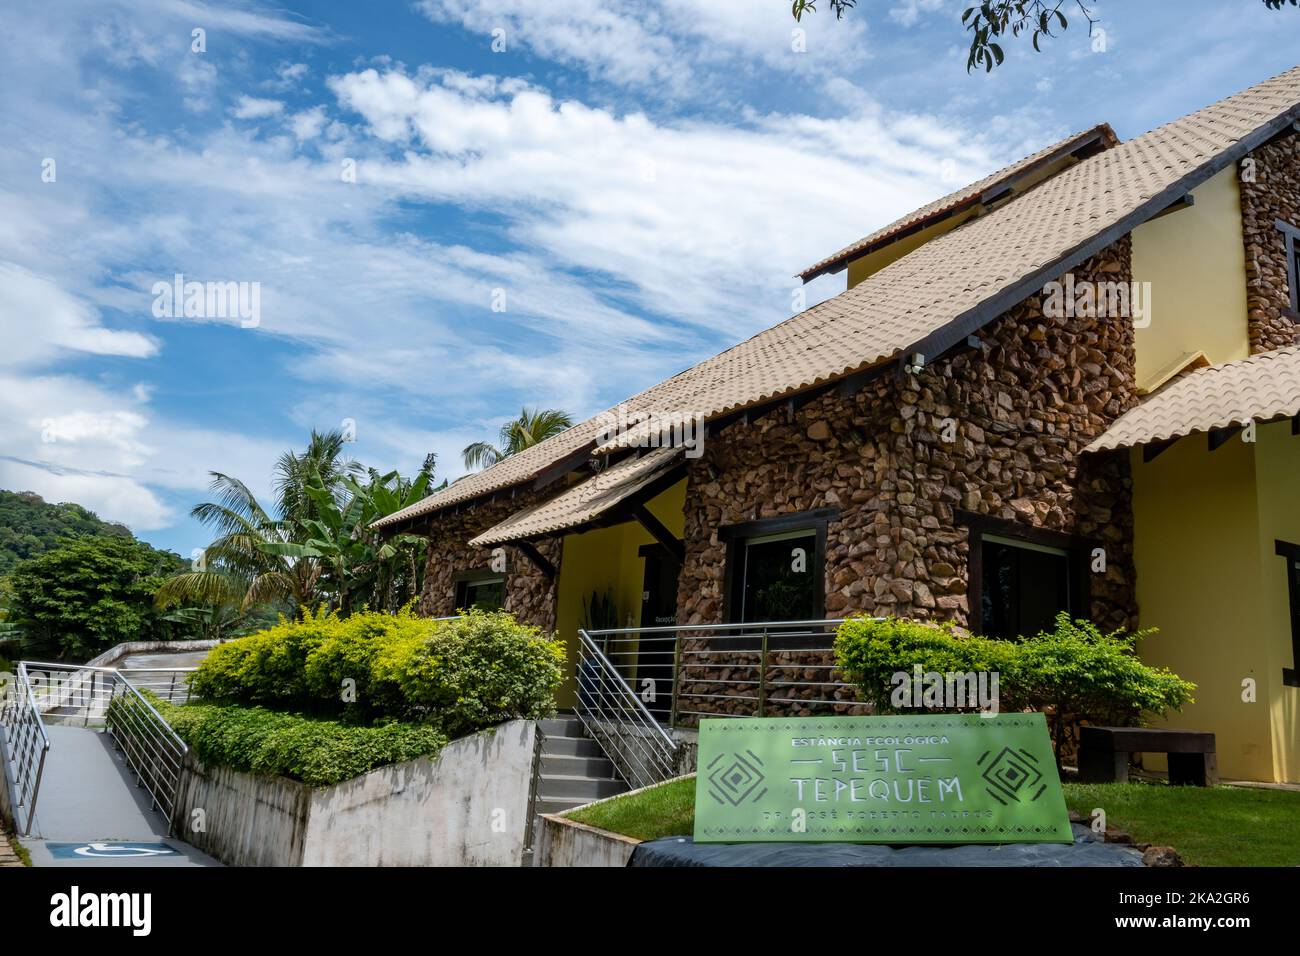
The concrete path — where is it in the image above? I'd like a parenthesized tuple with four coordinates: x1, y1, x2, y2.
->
(118, 649, 212, 669)
(19, 725, 220, 867)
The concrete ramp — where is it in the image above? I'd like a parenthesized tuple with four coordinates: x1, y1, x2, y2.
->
(19, 726, 219, 867)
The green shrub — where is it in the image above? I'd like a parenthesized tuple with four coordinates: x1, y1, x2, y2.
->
(374, 609, 566, 736)
(1018, 614, 1195, 752)
(188, 606, 565, 737)
(835, 613, 1195, 755)
(150, 695, 446, 787)
(834, 616, 1022, 713)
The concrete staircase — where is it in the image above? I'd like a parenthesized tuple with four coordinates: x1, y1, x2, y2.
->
(534, 716, 628, 816)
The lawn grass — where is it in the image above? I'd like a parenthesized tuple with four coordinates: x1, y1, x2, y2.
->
(564, 775, 1300, 866)
(565, 776, 697, 842)
(1063, 782, 1300, 867)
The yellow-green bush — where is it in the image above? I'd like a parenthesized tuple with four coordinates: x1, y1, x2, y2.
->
(188, 607, 565, 736)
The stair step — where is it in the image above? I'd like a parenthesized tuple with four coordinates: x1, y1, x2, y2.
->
(542, 753, 614, 777)
(538, 774, 627, 801)
(539, 716, 584, 736)
(535, 797, 598, 816)
(542, 735, 603, 757)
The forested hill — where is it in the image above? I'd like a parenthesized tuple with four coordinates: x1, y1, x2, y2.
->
(0, 489, 133, 573)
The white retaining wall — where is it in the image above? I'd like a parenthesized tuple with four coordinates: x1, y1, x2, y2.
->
(172, 719, 539, 867)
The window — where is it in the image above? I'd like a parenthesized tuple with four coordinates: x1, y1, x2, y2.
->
(454, 572, 505, 611)
(721, 509, 835, 624)
(979, 535, 1072, 639)
(1274, 541, 1300, 687)
(960, 512, 1090, 639)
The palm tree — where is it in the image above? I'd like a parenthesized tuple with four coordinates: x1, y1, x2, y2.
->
(273, 429, 364, 523)
(462, 407, 574, 471)
(155, 472, 321, 613)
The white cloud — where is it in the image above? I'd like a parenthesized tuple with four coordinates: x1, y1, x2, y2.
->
(0, 263, 158, 366)
(288, 105, 327, 140)
(889, 0, 948, 28)
(329, 67, 1037, 336)
(414, 0, 872, 94)
(230, 94, 285, 119)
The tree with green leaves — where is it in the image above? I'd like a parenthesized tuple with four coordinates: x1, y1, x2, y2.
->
(792, 1, 1294, 73)
(462, 407, 574, 471)
(9, 536, 191, 659)
(159, 432, 436, 616)
(259, 465, 433, 615)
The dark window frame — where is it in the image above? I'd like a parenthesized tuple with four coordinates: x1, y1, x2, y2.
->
(1274, 540, 1300, 688)
(1274, 218, 1300, 317)
(719, 507, 838, 624)
(452, 567, 506, 611)
(957, 510, 1094, 638)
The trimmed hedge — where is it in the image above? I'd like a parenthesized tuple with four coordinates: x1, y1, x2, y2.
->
(835, 613, 1195, 753)
(187, 607, 566, 733)
(149, 695, 447, 787)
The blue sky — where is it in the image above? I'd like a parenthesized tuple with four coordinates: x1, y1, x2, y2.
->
(2, 0, 1299, 558)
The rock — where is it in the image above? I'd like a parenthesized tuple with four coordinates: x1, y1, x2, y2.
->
(1141, 846, 1184, 868)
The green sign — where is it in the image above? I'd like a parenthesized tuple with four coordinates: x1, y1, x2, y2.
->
(694, 713, 1072, 844)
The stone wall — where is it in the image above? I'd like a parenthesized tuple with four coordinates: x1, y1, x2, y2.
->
(678, 238, 1140, 638)
(1240, 128, 1300, 354)
(418, 491, 561, 632)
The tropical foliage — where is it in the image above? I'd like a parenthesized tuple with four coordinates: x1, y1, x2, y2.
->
(462, 407, 574, 470)
(142, 695, 448, 787)
(0, 489, 132, 573)
(157, 430, 437, 617)
(173, 608, 563, 783)
(7, 535, 191, 658)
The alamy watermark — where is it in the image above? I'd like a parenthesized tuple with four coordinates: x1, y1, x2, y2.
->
(594, 402, 706, 459)
(1043, 273, 1151, 328)
(890, 665, 1000, 716)
(151, 273, 260, 328)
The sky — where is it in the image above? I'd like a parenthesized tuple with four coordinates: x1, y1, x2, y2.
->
(2, 0, 1299, 559)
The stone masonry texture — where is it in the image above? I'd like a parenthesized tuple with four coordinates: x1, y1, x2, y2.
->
(1240, 127, 1300, 354)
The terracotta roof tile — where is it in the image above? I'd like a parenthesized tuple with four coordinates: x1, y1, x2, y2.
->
(1085, 345, 1300, 452)
(375, 65, 1300, 531)
(467, 447, 682, 546)
(797, 124, 1118, 282)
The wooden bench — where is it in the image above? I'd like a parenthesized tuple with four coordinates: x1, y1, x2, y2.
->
(1078, 726, 1218, 786)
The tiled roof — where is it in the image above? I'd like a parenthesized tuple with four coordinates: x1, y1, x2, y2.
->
(796, 124, 1118, 283)
(467, 447, 683, 546)
(1085, 345, 1300, 451)
(375, 65, 1300, 532)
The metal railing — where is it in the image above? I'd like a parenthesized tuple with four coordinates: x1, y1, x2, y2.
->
(574, 629, 679, 790)
(1, 662, 193, 834)
(583, 619, 868, 731)
(117, 668, 197, 704)
(0, 663, 51, 835)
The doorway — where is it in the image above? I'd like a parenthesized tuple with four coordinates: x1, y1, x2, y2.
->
(638, 544, 680, 724)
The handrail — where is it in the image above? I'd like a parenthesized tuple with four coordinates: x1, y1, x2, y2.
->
(574, 629, 678, 790)
(0, 663, 52, 835)
(1, 662, 192, 836)
(582, 618, 866, 729)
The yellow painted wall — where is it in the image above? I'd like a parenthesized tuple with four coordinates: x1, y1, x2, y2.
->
(846, 152, 1089, 288)
(551, 479, 686, 708)
(1130, 436, 1277, 781)
(1131, 167, 1251, 389)
(846, 209, 979, 288)
(1251, 423, 1300, 782)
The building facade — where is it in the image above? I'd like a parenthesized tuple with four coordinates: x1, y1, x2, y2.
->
(376, 68, 1300, 782)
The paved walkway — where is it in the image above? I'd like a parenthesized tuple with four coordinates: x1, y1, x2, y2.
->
(0, 827, 22, 866)
(18, 725, 220, 867)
